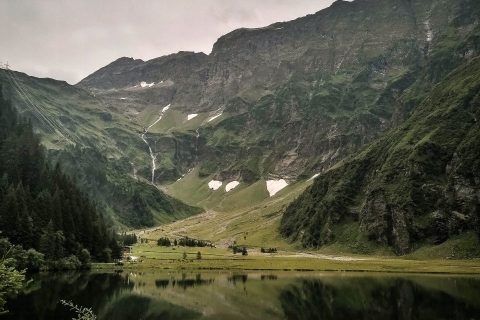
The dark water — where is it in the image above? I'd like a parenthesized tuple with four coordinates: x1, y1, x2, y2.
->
(2, 271, 480, 320)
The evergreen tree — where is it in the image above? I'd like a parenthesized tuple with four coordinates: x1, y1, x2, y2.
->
(0, 84, 120, 268)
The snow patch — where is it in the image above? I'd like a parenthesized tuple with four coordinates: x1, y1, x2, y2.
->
(208, 180, 222, 191)
(308, 173, 320, 181)
(162, 104, 171, 112)
(187, 114, 198, 121)
(424, 19, 433, 43)
(426, 29, 433, 42)
(176, 170, 188, 182)
(266, 179, 288, 197)
(120, 97, 127, 100)
(140, 81, 155, 88)
(225, 181, 240, 192)
(207, 112, 222, 122)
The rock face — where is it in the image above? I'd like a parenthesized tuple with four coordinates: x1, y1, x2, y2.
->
(77, 0, 474, 185)
(78, 52, 209, 110)
(280, 56, 480, 255)
(2, 0, 480, 232)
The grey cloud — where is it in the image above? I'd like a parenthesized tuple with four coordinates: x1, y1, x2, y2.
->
(1, 0, 335, 84)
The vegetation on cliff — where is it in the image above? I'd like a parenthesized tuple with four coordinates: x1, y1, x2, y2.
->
(280, 57, 480, 255)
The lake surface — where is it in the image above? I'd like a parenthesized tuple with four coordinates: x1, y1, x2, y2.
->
(2, 271, 480, 320)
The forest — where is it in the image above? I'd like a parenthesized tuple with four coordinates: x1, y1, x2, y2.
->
(0, 85, 121, 271)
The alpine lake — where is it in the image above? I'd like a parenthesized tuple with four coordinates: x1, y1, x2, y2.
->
(2, 270, 480, 320)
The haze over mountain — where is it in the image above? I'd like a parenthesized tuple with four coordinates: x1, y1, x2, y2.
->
(1, 0, 479, 257)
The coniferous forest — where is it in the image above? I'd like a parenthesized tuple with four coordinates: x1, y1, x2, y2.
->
(0, 86, 121, 269)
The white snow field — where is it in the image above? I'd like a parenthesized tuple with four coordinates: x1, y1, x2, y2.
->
(140, 81, 155, 88)
(266, 179, 288, 197)
(208, 180, 222, 190)
(207, 112, 222, 122)
(225, 181, 240, 192)
(187, 114, 198, 120)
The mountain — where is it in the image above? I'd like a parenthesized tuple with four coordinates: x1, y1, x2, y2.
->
(76, 0, 429, 181)
(0, 70, 202, 229)
(1, 0, 479, 242)
(0, 86, 121, 267)
(277, 0, 480, 256)
(280, 57, 480, 256)
(76, 0, 479, 185)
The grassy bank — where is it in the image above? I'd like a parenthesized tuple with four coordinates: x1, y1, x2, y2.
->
(92, 244, 480, 274)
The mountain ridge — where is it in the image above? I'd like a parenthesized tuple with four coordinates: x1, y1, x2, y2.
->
(1, 0, 479, 240)
(75, 0, 449, 184)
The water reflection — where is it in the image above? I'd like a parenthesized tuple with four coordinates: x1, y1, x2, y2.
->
(228, 274, 248, 285)
(99, 294, 199, 320)
(3, 272, 132, 320)
(279, 277, 480, 320)
(155, 274, 215, 290)
(2, 272, 480, 320)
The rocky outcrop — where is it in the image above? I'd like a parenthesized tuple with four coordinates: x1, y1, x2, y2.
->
(76, 0, 470, 185)
(4, 0, 479, 232)
(280, 56, 480, 254)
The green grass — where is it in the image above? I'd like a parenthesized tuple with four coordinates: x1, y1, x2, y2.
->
(94, 243, 480, 274)
(407, 232, 480, 260)
(155, 172, 315, 251)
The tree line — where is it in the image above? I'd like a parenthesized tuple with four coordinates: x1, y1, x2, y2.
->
(157, 236, 213, 247)
(119, 233, 137, 246)
(0, 86, 121, 271)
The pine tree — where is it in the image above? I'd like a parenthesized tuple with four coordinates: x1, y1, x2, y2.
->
(0, 89, 120, 266)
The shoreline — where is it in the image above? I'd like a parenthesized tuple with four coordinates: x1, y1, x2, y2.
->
(91, 256, 480, 275)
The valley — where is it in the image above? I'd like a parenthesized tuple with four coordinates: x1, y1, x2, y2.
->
(1, 0, 480, 257)
(1, 0, 480, 318)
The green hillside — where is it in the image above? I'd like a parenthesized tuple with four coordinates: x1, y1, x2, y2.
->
(0, 85, 122, 268)
(1, 0, 479, 248)
(280, 56, 480, 256)
(0, 70, 202, 229)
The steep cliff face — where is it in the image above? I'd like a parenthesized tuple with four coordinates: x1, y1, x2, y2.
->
(77, 0, 471, 186)
(280, 56, 480, 255)
(78, 52, 209, 110)
(2, 0, 479, 230)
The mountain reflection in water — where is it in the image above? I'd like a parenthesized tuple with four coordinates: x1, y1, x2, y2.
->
(3, 271, 480, 320)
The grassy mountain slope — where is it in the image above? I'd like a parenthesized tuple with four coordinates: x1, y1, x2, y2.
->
(2, 0, 479, 236)
(78, 0, 473, 187)
(0, 70, 201, 229)
(280, 56, 480, 256)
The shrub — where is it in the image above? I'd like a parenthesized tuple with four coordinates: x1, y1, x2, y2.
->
(157, 237, 171, 247)
(242, 247, 248, 256)
(79, 249, 91, 268)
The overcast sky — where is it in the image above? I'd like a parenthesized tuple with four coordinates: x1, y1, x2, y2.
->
(0, 0, 337, 84)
